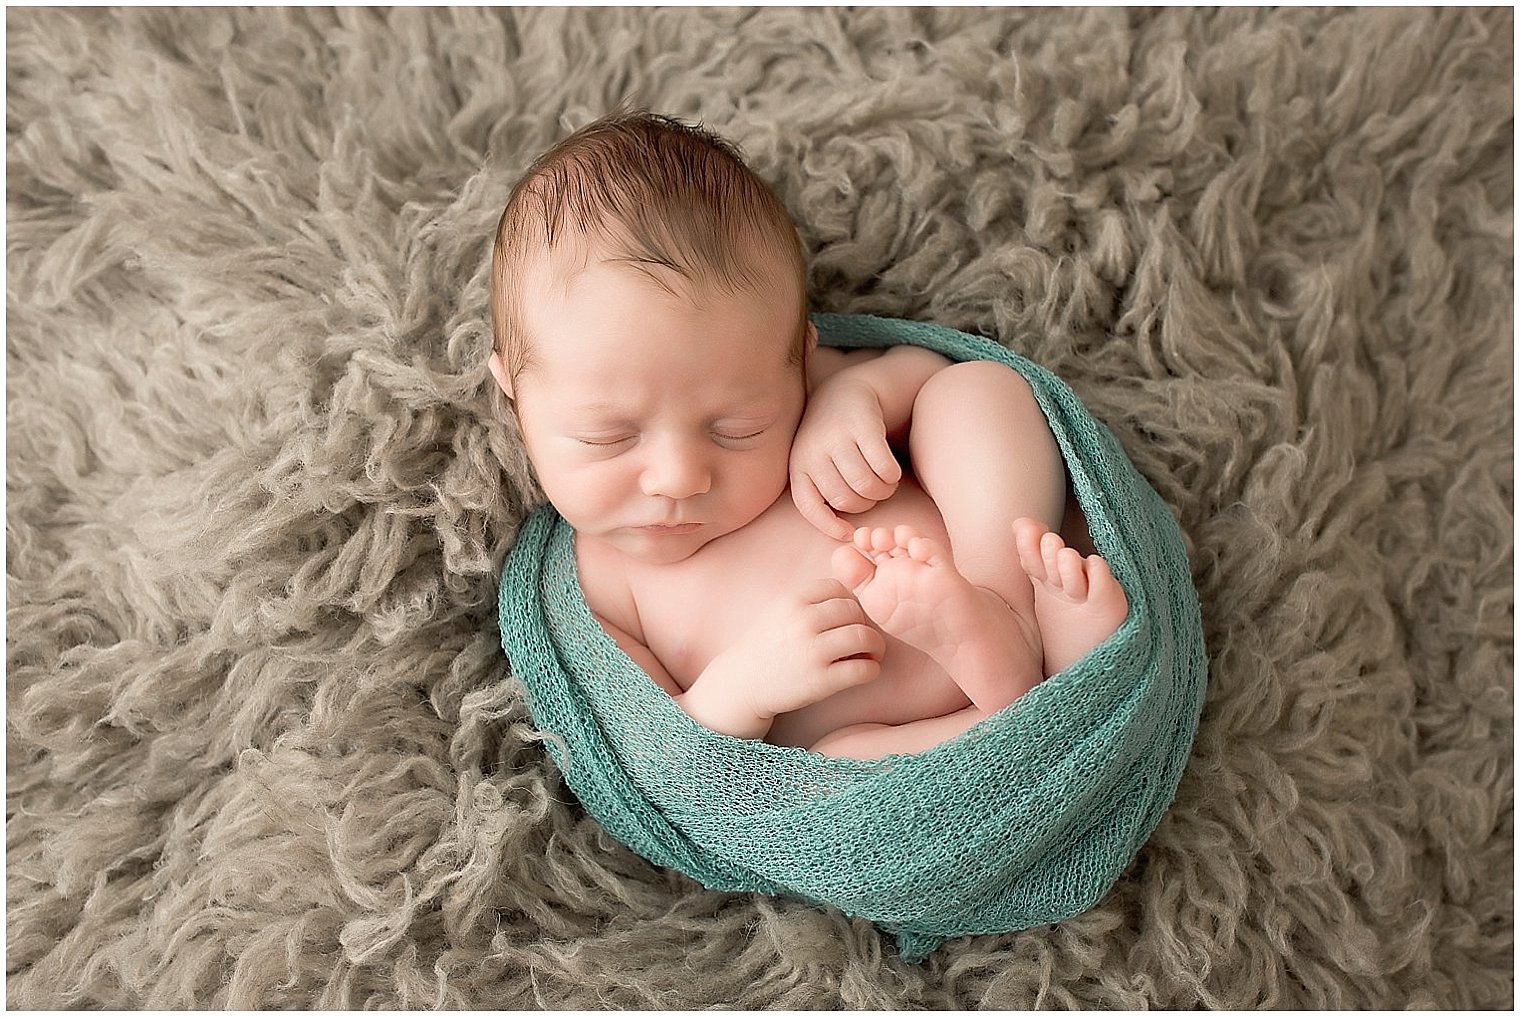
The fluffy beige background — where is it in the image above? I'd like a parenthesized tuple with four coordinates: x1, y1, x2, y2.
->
(6, 7, 1512, 1007)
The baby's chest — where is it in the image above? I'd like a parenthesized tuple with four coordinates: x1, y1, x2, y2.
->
(629, 523, 817, 686)
(631, 478, 953, 688)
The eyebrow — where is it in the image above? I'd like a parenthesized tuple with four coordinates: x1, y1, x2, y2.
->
(569, 400, 776, 423)
(572, 400, 628, 417)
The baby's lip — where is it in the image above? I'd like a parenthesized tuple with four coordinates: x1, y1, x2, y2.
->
(637, 522, 702, 533)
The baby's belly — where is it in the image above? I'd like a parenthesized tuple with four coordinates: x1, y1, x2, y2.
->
(631, 478, 974, 748)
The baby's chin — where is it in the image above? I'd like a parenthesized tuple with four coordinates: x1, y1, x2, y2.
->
(588, 522, 729, 566)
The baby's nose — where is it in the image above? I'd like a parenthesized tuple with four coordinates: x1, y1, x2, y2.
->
(640, 440, 711, 500)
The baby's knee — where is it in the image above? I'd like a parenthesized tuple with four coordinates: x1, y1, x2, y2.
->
(914, 360, 1038, 415)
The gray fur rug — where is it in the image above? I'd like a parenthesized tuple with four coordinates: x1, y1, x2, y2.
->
(6, 7, 1513, 1009)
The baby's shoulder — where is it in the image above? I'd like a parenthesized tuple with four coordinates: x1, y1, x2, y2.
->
(574, 535, 644, 642)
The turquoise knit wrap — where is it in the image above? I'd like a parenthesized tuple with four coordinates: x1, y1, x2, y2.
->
(498, 313, 1207, 961)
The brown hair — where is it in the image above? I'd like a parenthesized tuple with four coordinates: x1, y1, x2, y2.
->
(490, 110, 808, 385)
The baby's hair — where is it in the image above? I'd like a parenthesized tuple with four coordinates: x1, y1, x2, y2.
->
(490, 109, 808, 386)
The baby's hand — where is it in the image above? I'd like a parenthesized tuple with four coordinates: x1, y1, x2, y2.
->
(757, 578, 886, 715)
(789, 379, 903, 541)
(684, 578, 885, 736)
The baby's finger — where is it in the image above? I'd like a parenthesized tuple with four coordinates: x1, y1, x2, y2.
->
(858, 433, 903, 488)
(834, 447, 896, 503)
(807, 589, 868, 628)
(824, 655, 881, 690)
(798, 576, 856, 605)
(790, 473, 853, 542)
(810, 458, 875, 513)
(816, 623, 886, 665)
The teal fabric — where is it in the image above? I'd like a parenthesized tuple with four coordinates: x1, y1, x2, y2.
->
(497, 312, 1207, 961)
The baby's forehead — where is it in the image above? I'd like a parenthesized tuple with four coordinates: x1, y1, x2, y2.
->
(517, 233, 600, 293)
(542, 345, 795, 425)
(524, 219, 795, 291)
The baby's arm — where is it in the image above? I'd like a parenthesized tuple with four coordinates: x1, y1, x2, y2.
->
(594, 579, 886, 741)
(595, 611, 769, 737)
(792, 346, 953, 539)
(592, 611, 767, 736)
(818, 345, 953, 443)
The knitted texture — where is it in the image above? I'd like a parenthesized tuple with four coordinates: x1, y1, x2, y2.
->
(498, 313, 1207, 960)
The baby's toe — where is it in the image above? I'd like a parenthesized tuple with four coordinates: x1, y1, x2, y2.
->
(1011, 517, 1044, 549)
(1014, 522, 1047, 582)
(1039, 532, 1066, 590)
(892, 524, 924, 547)
(1087, 555, 1129, 611)
(1056, 547, 1088, 600)
(906, 534, 949, 567)
(831, 542, 877, 593)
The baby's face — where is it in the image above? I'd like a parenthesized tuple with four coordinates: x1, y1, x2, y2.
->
(499, 247, 809, 565)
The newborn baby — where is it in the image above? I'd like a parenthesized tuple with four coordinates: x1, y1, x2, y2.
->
(489, 111, 1128, 759)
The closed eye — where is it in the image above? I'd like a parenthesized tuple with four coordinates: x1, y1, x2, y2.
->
(574, 429, 766, 447)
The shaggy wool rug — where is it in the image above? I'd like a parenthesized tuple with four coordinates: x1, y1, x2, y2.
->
(6, 6, 1513, 1009)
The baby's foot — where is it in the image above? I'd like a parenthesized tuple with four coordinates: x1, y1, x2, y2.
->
(1013, 516, 1129, 676)
(831, 525, 1042, 712)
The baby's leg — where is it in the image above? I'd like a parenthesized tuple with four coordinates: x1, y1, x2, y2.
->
(830, 361, 1063, 714)
(908, 361, 1067, 623)
(810, 705, 989, 760)
(815, 519, 1129, 761)
(845, 363, 1057, 705)
(829, 361, 1072, 714)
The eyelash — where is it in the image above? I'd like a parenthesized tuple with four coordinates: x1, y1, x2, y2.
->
(577, 430, 765, 447)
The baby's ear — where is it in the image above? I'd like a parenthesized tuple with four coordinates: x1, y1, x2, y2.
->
(796, 320, 820, 369)
(487, 351, 515, 402)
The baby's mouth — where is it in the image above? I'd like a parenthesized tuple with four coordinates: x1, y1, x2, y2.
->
(636, 522, 702, 535)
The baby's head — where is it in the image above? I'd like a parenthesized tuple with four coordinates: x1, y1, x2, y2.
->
(489, 110, 817, 563)
(490, 109, 811, 393)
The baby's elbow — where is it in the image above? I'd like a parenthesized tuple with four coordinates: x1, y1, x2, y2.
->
(874, 345, 953, 411)
(887, 344, 953, 378)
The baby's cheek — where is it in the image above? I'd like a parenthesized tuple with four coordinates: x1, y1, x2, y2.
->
(538, 464, 611, 521)
(753, 445, 794, 503)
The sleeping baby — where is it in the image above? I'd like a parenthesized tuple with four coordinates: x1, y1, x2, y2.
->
(488, 110, 1128, 759)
